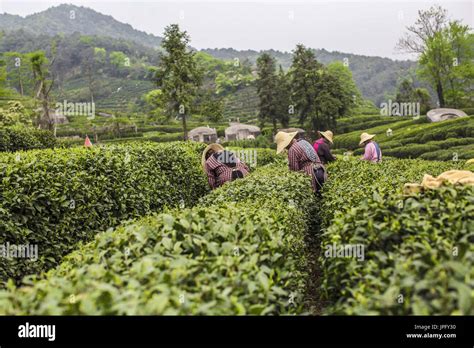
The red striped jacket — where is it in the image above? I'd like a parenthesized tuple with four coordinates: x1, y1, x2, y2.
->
(288, 140, 323, 192)
(205, 154, 250, 189)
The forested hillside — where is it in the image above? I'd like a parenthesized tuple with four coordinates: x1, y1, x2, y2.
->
(202, 47, 420, 105)
(0, 4, 421, 106)
(0, 4, 162, 47)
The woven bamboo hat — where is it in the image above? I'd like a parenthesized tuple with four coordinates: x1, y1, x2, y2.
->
(202, 143, 224, 170)
(275, 131, 298, 154)
(318, 130, 334, 144)
(359, 132, 376, 145)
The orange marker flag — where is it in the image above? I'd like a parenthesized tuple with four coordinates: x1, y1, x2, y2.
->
(84, 135, 93, 148)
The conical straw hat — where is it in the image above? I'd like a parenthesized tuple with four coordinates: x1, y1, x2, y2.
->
(275, 131, 298, 154)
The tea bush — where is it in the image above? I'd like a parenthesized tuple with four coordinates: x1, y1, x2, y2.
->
(318, 158, 472, 315)
(382, 144, 440, 158)
(321, 185, 473, 315)
(0, 142, 209, 285)
(333, 116, 473, 160)
(352, 138, 474, 159)
(318, 158, 464, 226)
(419, 144, 474, 161)
(0, 127, 58, 152)
(227, 147, 284, 168)
(0, 163, 315, 314)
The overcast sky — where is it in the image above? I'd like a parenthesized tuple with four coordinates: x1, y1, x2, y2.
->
(1, 0, 472, 60)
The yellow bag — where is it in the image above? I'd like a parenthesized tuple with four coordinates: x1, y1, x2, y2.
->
(403, 170, 474, 195)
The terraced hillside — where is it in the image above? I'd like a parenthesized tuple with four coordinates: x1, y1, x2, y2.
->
(333, 115, 474, 160)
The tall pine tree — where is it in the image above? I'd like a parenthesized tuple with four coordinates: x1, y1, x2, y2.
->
(289, 44, 323, 127)
(276, 65, 291, 128)
(151, 24, 201, 139)
(256, 53, 278, 132)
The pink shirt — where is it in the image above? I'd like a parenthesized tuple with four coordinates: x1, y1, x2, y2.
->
(313, 138, 325, 152)
(362, 141, 382, 163)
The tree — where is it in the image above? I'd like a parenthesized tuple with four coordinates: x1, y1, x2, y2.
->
(311, 70, 344, 130)
(414, 87, 432, 115)
(326, 61, 361, 114)
(275, 65, 291, 128)
(4, 52, 32, 96)
(109, 51, 130, 77)
(395, 78, 432, 114)
(397, 6, 473, 107)
(397, 6, 448, 106)
(28, 51, 55, 130)
(79, 36, 107, 106)
(0, 54, 7, 98)
(256, 53, 278, 132)
(198, 90, 224, 123)
(0, 101, 32, 126)
(441, 21, 474, 107)
(151, 24, 201, 140)
(106, 115, 131, 138)
(143, 89, 166, 122)
(289, 44, 323, 126)
(395, 79, 415, 102)
(0, 33, 9, 98)
(289, 44, 347, 131)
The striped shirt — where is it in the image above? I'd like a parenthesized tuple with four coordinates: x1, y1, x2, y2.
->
(205, 153, 250, 189)
(288, 139, 323, 191)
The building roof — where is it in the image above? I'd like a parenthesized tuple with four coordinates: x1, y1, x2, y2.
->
(188, 126, 217, 136)
(427, 108, 467, 122)
(225, 124, 261, 134)
(278, 127, 305, 134)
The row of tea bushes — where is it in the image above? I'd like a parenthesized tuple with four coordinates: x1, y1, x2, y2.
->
(226, 147, 284, 169)
(333, 116, 474, 160)
(0, 142, 209, 285)
(318, 158, 472, 314)
(0, 127, 58, 152)
(0, 164, 316, 314)
(318, 158, 465, 227)
(322, 185, 473, 315)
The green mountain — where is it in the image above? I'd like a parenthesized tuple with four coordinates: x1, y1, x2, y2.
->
(0, 3, 423, 105)
(1, 3, 422, 108)
(0, 4, 162, 48)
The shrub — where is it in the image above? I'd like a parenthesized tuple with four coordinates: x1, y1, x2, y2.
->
(318, 158, 464, 226)
(419, 144, 474, 161)
(227, 147, 284, 168)
(426, 137, 474, 148)
(335, 115, 407, 134)
(321, 185, 474, 315)
(333, 116, 473, 153)
(0, 142, 209, 285)
(462, 107, 474, 115)
(382, 144, 440, 158)
(317, 158, 471, 315)
(0, 127, 57, 152)
(225, 134, 275, 149)
(0, 163, 316, 315)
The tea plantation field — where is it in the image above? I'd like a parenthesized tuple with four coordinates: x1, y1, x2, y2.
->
(0, 142, 472, 315)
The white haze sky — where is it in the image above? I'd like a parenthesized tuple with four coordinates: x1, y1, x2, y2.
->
(1, 0, 473, 60)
